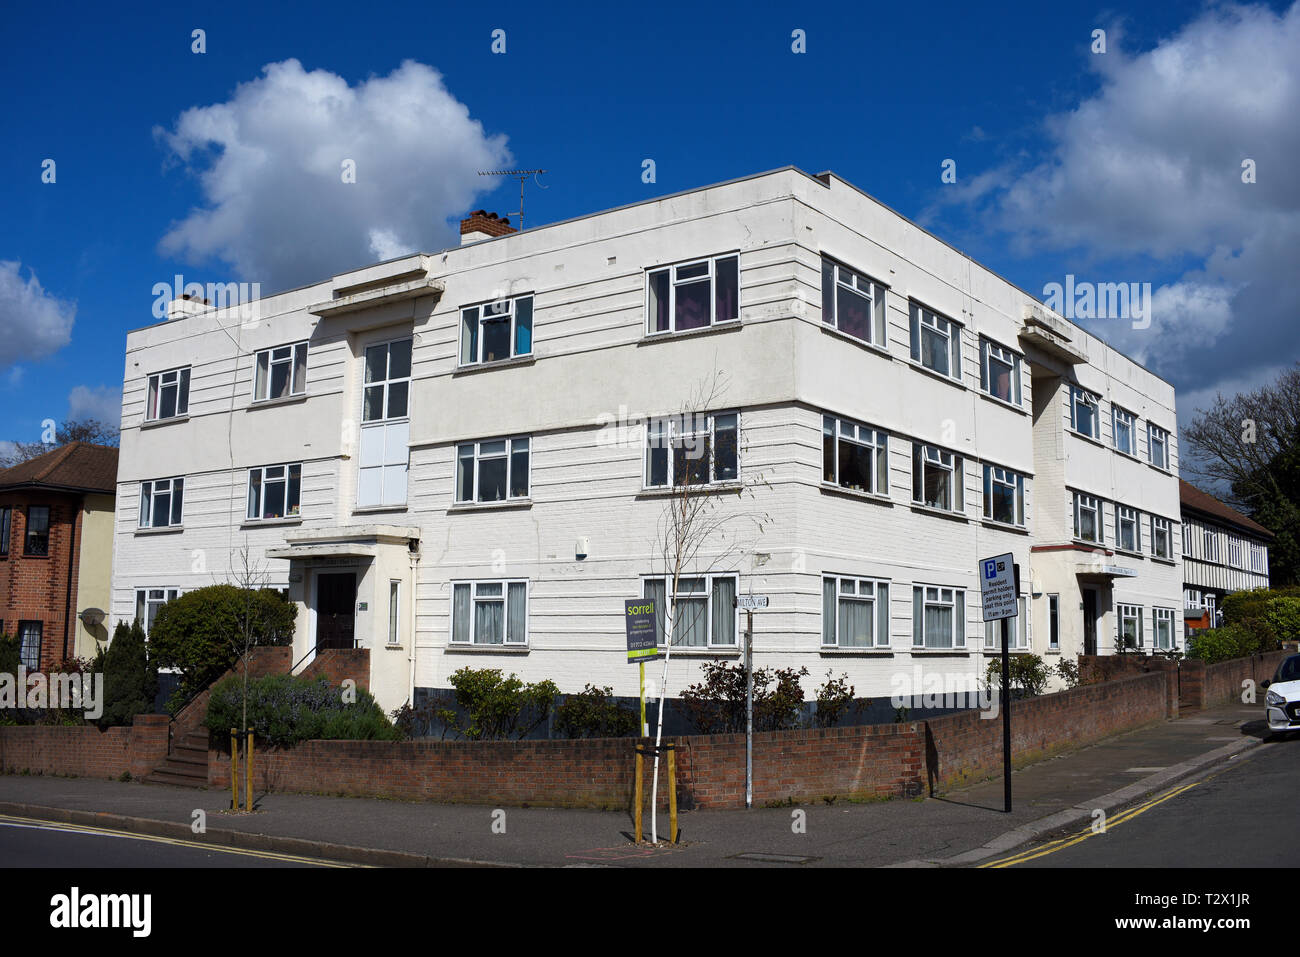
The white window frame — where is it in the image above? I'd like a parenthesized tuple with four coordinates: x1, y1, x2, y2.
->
(387, 580, 401, 647)
(644, 411, 739, 489)
(979, 337, 1021, 405)
(146, 367, 190, 421)
(821, 257, 887, 347)
(645, 254, 740, 335)
(1112, 406, 1136, 456)
(253, 341, 308, 401)
(1117, 603, 1144, 651)
(1153, 607, 1174, 651)
(358, 337, 412, 508)
(455, 436, 531, 504)
(909, 303, 962, 380)
(913, 585, 966, 649)
(823, 414, 888, 496)
(983, 596, 1030, 651)
(641, 573, 738, 649)
(1148, 423, 1169, 470)
(450, 579, 529, 646)
(1069, 386, 1099, 440)
(1048, 594, 1060, 650)
(1183, 522, 1194, 557)
(1116, 504, 1141, 553)
(135, 587, 180, 637)
(982, 463, 1025, 527)
(361, 337, 412, 424)
(1227, 535, 1242, 569)
(1073, 491, 1103, 544)
(1203, 527, 1220, 564)
(459, 293, 534, 366)
(1151, 516, 1172, 559)
(139, 477, 184, 529)
(246, 463, 302, 520)
(913, 443, 964, 513)
(822, 575, 891, 649)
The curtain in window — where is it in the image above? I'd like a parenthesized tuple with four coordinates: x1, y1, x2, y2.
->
(926, 604, 952, 648)
(452, 584, 471, 643)
(673, 591, 707, 647)
(876, 582, 889, 646)
(475, 597, 504, 644)
(514, 298, 533, 355)
(711, 578, 736, 645)
(644, 579, 667, 644)
(507, 583, 527, 644)
(913, 587, 923, 645)
(839, 598, 873, 647)
(823, 578, 836, 644)
(955, 591, 965, 646)
(18, 622, 41, 670)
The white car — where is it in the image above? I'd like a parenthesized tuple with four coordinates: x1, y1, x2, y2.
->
(1263, 654, 1300, 735)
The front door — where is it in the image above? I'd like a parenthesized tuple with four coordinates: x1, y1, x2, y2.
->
(316, 573, 357, 650)
(1082, 587, 1098, 656)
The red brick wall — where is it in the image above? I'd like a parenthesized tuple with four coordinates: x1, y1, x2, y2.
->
(170, 646, 293, 742)
(0, 714, 169, 780)
(298, 649, 369, 691)
(1185, 650, 1291, 710)
(1079, 654, 1180, 717)
(0, 491, 83, 668)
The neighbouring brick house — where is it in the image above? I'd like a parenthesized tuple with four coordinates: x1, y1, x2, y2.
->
(0, 442, 118, 670)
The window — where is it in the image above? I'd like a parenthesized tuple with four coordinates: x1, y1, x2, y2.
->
(139, 478, 184, 528)
(912, 444, 963, 513)
(983, 596, 1030, 650)
(1148, 423, 1169, 469)
(909, 303, 961, 379)
(0, 506, 9, 556)
(1152, 516, 1171, 559)
(135, 588, 179, 636)
(1205, 594, 1217, 625)
(460, 294, 533, 365)
(642, 574, 737, 647)
(1183, 522, 1193, 557)
(359, 338, 411, 507)
(645, 412, 739, 488)
(1117, 604, 1143, 651)
(1073, 492, 1102, 544)
(146, 367, 190, 421)
(247, 464, 302, 520)
(388, 581, 401, 646)
(821, 258, 887, 346)
(822, 576, 890, 648)
(254, 342, 308, 401)
(24, 506, 50, 556)
(982, 464, 1025, 526)
(18, 621, 41, 670)
(912, 585, 965, 649)
(456, 437, 530, 503)
(1116, 505, 1140, 553)
(1113, 406, 1136, 455)
(1203, 527, 1220, 563)
(980, 338, 1021, 405)
(1250, 542, 1267, 574)
(1153, 607, 1174, 651)
(1048, 594, 1060, 650)
(1227, 536, 1242, 569)
(823, 415, 888, 495)
(646, 254, 739, 334)
(1069, 386, 1099, 439)
(451, 580, 528, 645)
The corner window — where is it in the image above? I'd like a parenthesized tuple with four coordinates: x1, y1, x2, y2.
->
(982, 464, 1025, 526)
(912, 585, 965, 649)
(247, 464, 302, 520)
(1153, 607, 1174, 651)
(980, 337, 1021, 405)
(823, 415, 888, 495)
(641, 574, 737, 648)
(909, 303, 961, 380)
(1069, 386, 1099, 440)
(24, 506, 50, 556)
(451, 580, 528, 645)
(647, 254, 739, 334)
(146, 367, 190, 421)
(1152, 516, 1171, 559)
(135, 588, 179, 636)
(456, 437, 530, 503)
(912, 444, 963, 513)
(1117, 604, 1143, 651)
(1116, 505, 1140, 552)
(1113, 406, 1136, 455)
(1073, 492, 1102, 544)
(254, 342, 307, 401)
(139, 478, 184, 528)
(460, 294, 533, 365)
(823, 576, 890, 648)
(821, 258, 887, 346)
(645, 412, 738, 488)
(18, 620, 42, 670)
(1148, 423, 1169, 469)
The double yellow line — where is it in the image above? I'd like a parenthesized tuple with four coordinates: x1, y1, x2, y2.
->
(978, 781, 1201, 868)
(0, 813, 363, 867)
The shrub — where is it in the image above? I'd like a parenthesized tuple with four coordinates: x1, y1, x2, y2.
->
(1186, 620, 1279, 664)
(149, 585, 296, 703)
(813, 671, 860, 728)
(680, 661, 808, 734)
(985, 654, 1053, 697)
(436, 667, 559, 740)
(1054, 658, 1080, 689)
(204, 673, 398, 747)
(553, 684, 639, 739)
(99, 620, 158, 727)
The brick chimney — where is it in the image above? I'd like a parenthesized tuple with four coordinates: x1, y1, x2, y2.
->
(460, 210, 517, 245)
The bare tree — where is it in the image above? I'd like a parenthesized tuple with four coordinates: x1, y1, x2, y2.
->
(1, 418, 120, 467)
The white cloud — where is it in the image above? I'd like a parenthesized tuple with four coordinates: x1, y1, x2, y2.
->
(0, 261, 76, 368)
(156, 59, 512, 291)
(68, 384, 123, 425)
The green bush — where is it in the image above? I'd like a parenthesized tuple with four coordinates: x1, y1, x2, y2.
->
(435, 667, 559, 740)
(1054, 657, 1080, 689)
(204, 673, 398, 747)
(149, 585, 296, 704)
(99, 620, 158, 727)
(1186, 619, 1280, 664)
(553, 684, 639, 739)
(984, 654, 1053, 697)
(813, 671, 860, 728)
(680, 661, 808, 734)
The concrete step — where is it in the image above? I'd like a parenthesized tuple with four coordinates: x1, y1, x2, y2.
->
(143, 768, 208, 789)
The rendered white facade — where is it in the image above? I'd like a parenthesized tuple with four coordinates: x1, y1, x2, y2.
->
(111, 168, 1184, 713)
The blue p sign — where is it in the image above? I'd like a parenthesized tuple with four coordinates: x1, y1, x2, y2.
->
(984, 560, 996, 579)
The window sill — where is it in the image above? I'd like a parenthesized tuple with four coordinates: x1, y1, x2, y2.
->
(141, 414, 190, 429)
(819, 323, 892, 358)
(1068, 429, 1105, 449)
(384, 643, 404, 651)
(135, 526, 184, 536)
(247, 393, 308, 410)
(241, 517, 304, 529)
(978, 391, 1028, 416)
(638, 320, 742, 346)
(1150, 554, 1176, 566)
(352, 505, 409, 516)
(905, 359, 965, 390)
(981, 647, 1031, 656)
(819, 483, 891, 506)
(1113, 548, 1145, 560)
(636, 482, 743, 499)
(820, 647, 894, 656)
(909, 648, 972, 656)
(452, 355, 537, 377)
(20, 552, 50, 560)
(1114, 448, 1141, 462)
(446, 643, 530, 654)
(657, 647, 741, 658)
(980, 518, 1029, 534)
(909, 503, 969, 523)
(447, 498, 532, 513)
(1071, 538, 1107, 550)
(1147, 461, 1172, 476)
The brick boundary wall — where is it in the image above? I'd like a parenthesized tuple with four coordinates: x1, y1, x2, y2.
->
(0, 714, 168, 780)
(297, 649, 370, 691)
(169, 646, 294, 744)
(1078, 655, 1180, 717)
(1187, 650, 1291, 710)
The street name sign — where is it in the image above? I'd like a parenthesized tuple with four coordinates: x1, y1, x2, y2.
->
(736, 595, 769, 611)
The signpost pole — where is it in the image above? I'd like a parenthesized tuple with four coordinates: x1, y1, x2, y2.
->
(745, 608, 754, 810)
(1001, 615, 1012, 814)
(639, 661, 647, 737)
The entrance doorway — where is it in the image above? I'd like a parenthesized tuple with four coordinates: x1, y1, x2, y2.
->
(316, 572, 357, 650)
(1082, 587, 1098, 656)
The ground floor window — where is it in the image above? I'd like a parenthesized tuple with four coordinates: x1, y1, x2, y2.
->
(1048, 594, 1060, 650)
(1153, 607, 1174, 650)
(1117, 603, 1143, 650)
(822, 576, 890, 648)
(913, 585, 965, 649)
(983, 596, 1030, 650)
(642, 574, 737, 647)
(135, 588, 180, 636)
(18, 620, 42, 670)
(451, 580, 527, 645)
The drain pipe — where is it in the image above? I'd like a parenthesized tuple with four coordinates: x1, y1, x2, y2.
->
(407, 538, 420, 707)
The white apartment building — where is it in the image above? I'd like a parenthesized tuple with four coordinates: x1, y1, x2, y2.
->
(111, 168, 1184, 715)
(1180, 479, 1272, 634)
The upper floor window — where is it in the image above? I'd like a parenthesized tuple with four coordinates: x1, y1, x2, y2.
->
(247, 464, 301, 520)
(647, 254, 739, 335)
(1148, 423, 1169, 470)
(980, 338, 1021, 405)
(1116, 504, 1140, 552)
(912, 444, 963, 513)
(135, 587, 179, 636)
(645, 412, 738, 488)
(362, 339, 411, 422)
(456, 437, 530, 503)
(139, 478, 184, 529)
(254, 342, 307, 401)
(642, 573, 737, 648)
(460, 294, 533, 365)
(909, 303, 961, 380)
(821, 258, 886, 347)
(1069, 386, 1099, 440)
(823, 415, 888, 495)
(1151, 516, 1172, 559)
(982, 464, 1025, 526)
(1227, 535, 1242, 569)
(1073, 492, 1102, 544)
(1182, 521, 1193, 556)
(359, 338, 411, 508)
(1203, 527, 1220, 563)
(913, 585, 965, 649)
(1112, 406, 1136, 455)
(0, 506, 9, 556)
(24, 506, 50, 556)
(147, 367, 190, 421)
(823, 576, 890, 648)
(451, 579, 528, 646)
(1250, 542, 1267, 574)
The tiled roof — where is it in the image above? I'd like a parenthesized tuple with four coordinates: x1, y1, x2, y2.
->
(1179, 479, 1273, 540)
(0, 441, 118, 494)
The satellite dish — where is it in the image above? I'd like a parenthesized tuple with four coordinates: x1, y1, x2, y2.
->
(79, 607, 106, 627)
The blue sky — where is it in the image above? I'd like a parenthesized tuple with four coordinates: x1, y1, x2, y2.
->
(2, 0, 1296, 459)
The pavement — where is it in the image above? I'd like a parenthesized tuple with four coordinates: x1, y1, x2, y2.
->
(0, 701, 1274, 867)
